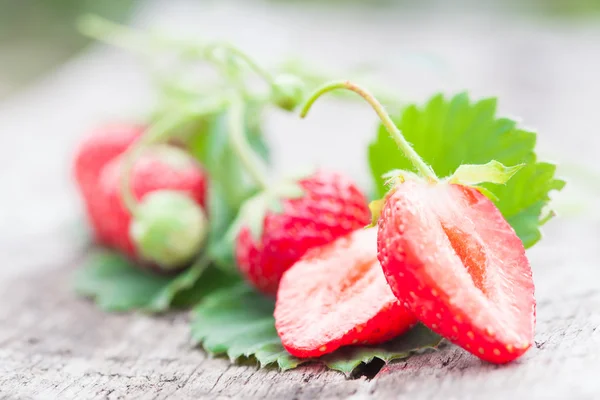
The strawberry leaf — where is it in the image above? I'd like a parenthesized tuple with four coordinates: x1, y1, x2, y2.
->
(73, 249, 239, 313)
(184, 102, 273, 271)
(186, 103, 270, 210)
(191, 283, 442, 376)
(368, 92, 565, 248)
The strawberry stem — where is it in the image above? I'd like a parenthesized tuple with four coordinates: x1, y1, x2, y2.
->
(79, 15, 276, 92)
(205, 43, 276, 88)
(120, 114, 186, 216)
(228, 94, 270, 189)
(120, 97, 229, 215)
(300, 80, 438, 182)
(78, 14, 197, 58)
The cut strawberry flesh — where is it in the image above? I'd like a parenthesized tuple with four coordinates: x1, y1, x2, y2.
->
(275, 228, 417, 358)
(377, 180, 535, 364)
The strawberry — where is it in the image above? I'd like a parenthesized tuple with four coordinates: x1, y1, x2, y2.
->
(235, 171, 371, 295)
(73, 123, 145, 244)
(275, 227, 417, 358)
(300, 80, 540, 364)
(96, 145, 208, 270)
(377, 180, 535, 364)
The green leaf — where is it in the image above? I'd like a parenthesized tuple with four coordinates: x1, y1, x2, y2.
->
(73, 249, 239, 313)
(191, 283, 442, 376)
(204, 181, 241, 272)
(183, 101, 272, 272)
(319, 325, 441, 375)
(447, 160, 524, 186)
(368, 92, 565, 248)
(187, 104, 270, 211)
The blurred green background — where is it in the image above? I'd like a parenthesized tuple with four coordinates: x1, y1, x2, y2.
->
(0, 0, 599, 101)
(0, 0, 136, 99)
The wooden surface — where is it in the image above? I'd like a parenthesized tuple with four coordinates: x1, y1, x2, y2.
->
(1, 1, 600, 398)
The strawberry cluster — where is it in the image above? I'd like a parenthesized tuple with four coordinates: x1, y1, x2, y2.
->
(72, 16, 563, 368)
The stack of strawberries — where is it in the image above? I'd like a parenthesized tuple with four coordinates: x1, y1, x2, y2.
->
(72, 16, 562, 367)
(74, 91, 536, 366)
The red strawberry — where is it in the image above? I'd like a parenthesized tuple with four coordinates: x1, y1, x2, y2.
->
(97, 145, 208, 266)
(377, 179, 535, 364)
(73, 123, 145, 244)
(73, 123, 145, 184)
(275, 228, 417, 358)
(235, 171, 371, 295)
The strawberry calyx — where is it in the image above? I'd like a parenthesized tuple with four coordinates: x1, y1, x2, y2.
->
(242, 181, 306, 241)
(209, 177, 307, 272)
(368, 160, 524, 224)
(220, 179, 307, 245)
(445, 160, 524, 186)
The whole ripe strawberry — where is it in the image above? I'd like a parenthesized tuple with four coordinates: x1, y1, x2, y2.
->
(377, 180, 535, 364)
(73, 123, 145, 244)
(275, 227, 417, 358)
(96, 145, 208, 270)
(235, 171, 371, 296)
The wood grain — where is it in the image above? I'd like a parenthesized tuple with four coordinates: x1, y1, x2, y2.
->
(1, 1, 599, 398)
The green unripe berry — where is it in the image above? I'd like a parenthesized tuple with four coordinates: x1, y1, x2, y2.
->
(130, 191, 208, 271)
(271, 74, 306, 112)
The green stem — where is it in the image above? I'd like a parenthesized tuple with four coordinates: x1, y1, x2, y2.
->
(278, 58, 403, 108)
(228, 95, 270, 190)
(150, 251, 211, 311)
(206, 43, 275, 87)
(80, 15, 275, 89)
(120, 115, 185, 216)
(300, 80, 438, 182)
(121, 97, 229, 215)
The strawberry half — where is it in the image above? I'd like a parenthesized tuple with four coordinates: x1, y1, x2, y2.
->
(275, 228, 417, 358)
(377, 179, 535, 364)
(235, 171, 371, 296)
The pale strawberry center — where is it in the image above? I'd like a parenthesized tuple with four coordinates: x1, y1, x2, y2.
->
(441, 223, 487, 294)
(337, 259, 377, 297)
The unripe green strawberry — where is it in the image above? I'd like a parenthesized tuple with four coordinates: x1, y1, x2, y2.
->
(130, 191, 208, 270)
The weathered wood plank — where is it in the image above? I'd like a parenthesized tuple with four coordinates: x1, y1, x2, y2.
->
(0, 220, 598, 399)
(0, 258, 363, 399)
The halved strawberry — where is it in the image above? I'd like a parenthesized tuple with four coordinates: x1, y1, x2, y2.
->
(275, 228, 417, 358)
(377, 179, 535, 364)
